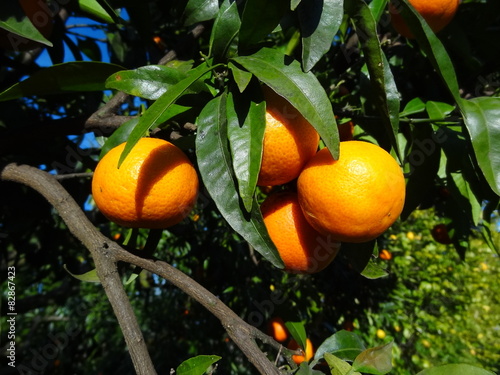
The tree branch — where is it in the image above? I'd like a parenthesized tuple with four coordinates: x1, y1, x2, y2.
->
(0, 163, 286, 375)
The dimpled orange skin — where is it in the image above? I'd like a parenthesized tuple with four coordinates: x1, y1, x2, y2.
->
(92, 138, 199, 229)
(297, 141, 405, 243)
(389, 0, 460, 39)
(257, 88, 320, 187)
(260, 191, 341, 274)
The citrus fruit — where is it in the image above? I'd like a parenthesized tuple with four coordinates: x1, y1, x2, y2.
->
(257, 87, 320, 186)
(376, 329, 386, 339)
(431, 224, 452, 244)
(267, 317, 289, 343)
(92, 138, 199, 229)
(0, 0, 55, 51)
(389, 0, 460, 39)
(288, 338, 314, 365)
(260, 191, 341, 274)
(297, 141, 405, 243)
(379, 249, 393, 260)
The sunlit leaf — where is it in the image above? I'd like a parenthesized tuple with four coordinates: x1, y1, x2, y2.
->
(195, 94, 283, 268)
(352, 341, 393, 374)
(324, 352, 362, 375)
(417, 364, 496, 375)
(63, 265, 100, 283)
(176, 355, 221, 375)
(312, 330, 366, 365)
(78, 0, 116, 24)
(183, 0, 219, 25)
(285, 321, 307, 350)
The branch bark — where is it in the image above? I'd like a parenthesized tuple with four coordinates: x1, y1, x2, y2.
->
(0, 162, 286, 375)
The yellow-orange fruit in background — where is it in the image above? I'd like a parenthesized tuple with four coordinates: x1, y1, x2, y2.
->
(267, 317, 289, 343)
(0, 0, 55, 51)
(297, 141, 405, 243)
(257, 87, 320, 187)
(260, 191, 341, 274)
(389, 0, 460, 39)
(92, 138, 199, 229)
(288, 338, 314, 365)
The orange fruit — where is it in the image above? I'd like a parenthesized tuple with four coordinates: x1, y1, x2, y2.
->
(379, 249, 393, 260)
(389, 0, 459, 39)
(297, 141, 405, 243)
(92, 138, 199, 229)
(260, 191, 341, 274)
(257, 87, 320, 186)
(288, 338, 314, 365)
(431, 224, 452, 244)
(0, 0, 55, 51)
(267, 317, 289, 343)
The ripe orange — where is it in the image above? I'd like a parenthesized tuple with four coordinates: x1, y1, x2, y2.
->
(379, 249, 393, 260)
(257, 87, 320, 186)
(288, 338, 314, 365)
(431, 224, 452, 244)
(92, 138, 199, 229)
(297, 141, 405, 243)
(0, 0, 55, 51)
(267, 317, 289, 343)
(260, 191, 341, 274)
(389, 0, 460, 39)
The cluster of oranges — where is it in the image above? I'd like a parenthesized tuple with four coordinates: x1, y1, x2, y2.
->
(259, 88, 405, 274)
(91, 86, 405, 275)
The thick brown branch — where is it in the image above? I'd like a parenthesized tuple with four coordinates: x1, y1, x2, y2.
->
(0, 163, 285, 375)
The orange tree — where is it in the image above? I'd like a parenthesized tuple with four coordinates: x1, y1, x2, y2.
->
(0, 0, 499, 374)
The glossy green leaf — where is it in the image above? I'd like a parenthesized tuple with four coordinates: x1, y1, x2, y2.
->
(0, 62, 123, 101)
(417, 364, 496, 375)
(106, 65, 191, 100)
(460, 97, 500, 196)
(346, 0, 400, 155)
(184, 0, 219, 25)
(401, 124, 441, 220)
(399, 97, 425, 117)
(394, 0, 460, 104)
(324, 352, 361, 375)
(63, 265, 100, 283)
(0, 0, 52, 48)
(195, 94, 283, 268)
(78, 0, 115, 24)
(176, 355, 221, 375)
(118, 62, 218, 167)
(232, 48, 339, 158)
(226, 86, 265, 212)
(209, 0, 240, 60)
(313, 330, 366, 365)
(368, 0, 388, 23)
(449, 172, 482, 227)
(360, 259, 389, 280)
(352, 341, 393, 374)
(228, 62, 253, 92)
(426, 101, 456, 119)
(239, 0, 288, 48)
(285, 321, 307, 351)
(299, 0, 343, 72)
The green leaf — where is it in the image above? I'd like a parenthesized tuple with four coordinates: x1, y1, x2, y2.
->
(399, 97, 425, 117)
(78, 37, 103, 61)
(228, 62, 253, 92)
(118, 62, 218, 167)
(0, 62, 123, 101)
(299, 0, 343, 72)
(368, 0, 388, 23)
(176, 355, 221, 375)
(184, 0, 219, 25)
(239, 0, 288, 48)
(312, 330, 366, 365)
(352, 341, 393, 375)
(63, 265, 100, 283)
(0, 0, 52, 48)
(99, 117, 139, 159)
(416, 364, 496, 375)
(339, 241, 376, 276)
(106, 65, 191, 100)
(460, 97, 500, 196)
(394, 0, 460, 104)
(285, 321, 307, 351)
(232, 48, 339, 158)
(360, 259, 389, 280)
(426, 101, 456, 119)
(324, 352, 361, 375)
(209, 0, 241, 61)
(291, 0, 302, 11)
(401, 124, 441, 220)
(449, 172, 482, 227)
(226, 85, 265, 212)
(78, 0, 116, 24)
(195, 94, 283, 268)
(346, 0, 400, 155)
